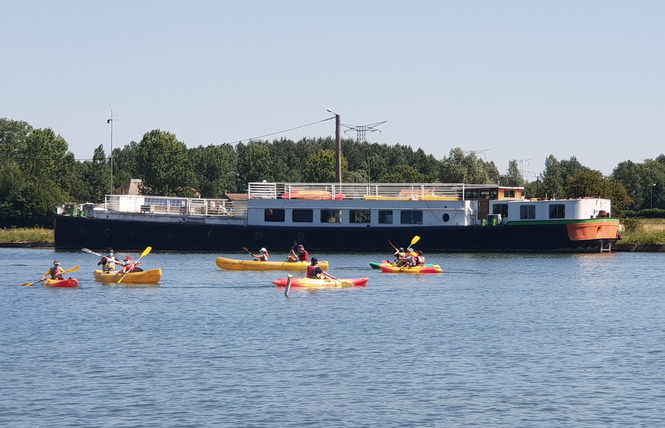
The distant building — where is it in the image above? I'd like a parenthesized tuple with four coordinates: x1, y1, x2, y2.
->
(117, 179, 144, 196)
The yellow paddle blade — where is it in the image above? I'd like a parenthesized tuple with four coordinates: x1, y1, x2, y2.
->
(410, 235, 420, 247)
(65, 265, 81, 273)
(141, 246, 152, 258)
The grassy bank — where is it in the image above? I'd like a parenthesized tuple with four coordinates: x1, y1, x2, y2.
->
(0, 227, 54, 243)
(618, 218, 665, 245)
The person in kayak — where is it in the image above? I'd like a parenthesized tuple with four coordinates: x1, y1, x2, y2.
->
(394, 247, 408, 266)
(251, 247, 269, 261)
(42, 260, 65, 281)
(307, 257, 336, 279)
(287, 244, 309, 262)
(98, 248, 120, 273)
(120, 256, 143, 273)
(406, 247, 418, 267)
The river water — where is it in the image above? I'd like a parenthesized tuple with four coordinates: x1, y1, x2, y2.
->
(1, 248, 664, 427)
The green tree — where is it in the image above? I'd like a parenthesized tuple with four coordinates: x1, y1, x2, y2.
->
(380, 164, 425, 183)
(0, 118, 32, 167)
(236, 142, 275, 186)
(500, 160, 525, 187)
(136, 130, 196, 195)
(302, 150, 347, 182)
(189, 143, 238, 197)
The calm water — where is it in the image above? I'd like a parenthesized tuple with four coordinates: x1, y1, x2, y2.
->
(1, 248, 664, 427)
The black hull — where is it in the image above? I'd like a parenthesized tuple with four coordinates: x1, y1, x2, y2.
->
(54, 215, 615, 253)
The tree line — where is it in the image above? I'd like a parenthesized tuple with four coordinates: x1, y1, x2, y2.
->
(1, 117, 662, 227)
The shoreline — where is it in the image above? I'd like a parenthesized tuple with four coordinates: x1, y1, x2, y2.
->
(2, 242, 664, 252)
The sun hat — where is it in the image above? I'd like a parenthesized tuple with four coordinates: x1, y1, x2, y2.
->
(260, 248, 267, 253)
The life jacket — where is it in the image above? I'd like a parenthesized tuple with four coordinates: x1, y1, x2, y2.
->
(307, 265, 319, 278)
(299, 250, 309, 261)
(49, 267, 64, 279)
(104, 257, 116, 272)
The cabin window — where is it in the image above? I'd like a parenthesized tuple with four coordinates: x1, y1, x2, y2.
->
(504, 190, 515, 198)
(265, 209, 285, 222)
(549, 204, 565, 219)
(488, 189, 498, 199)
(400, 210, 423, 224)
(378, 210, 393, 224)
(292, 209, 313, 223)
(493, 204, 508, 217)
(321, 209, 342, 223)
(519, 205, 536, 219)
(350, 209, 371, 223)
(465, 190, 478, 199)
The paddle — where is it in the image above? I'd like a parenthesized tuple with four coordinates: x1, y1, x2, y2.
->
(22, 265, 81, 286)
(285, 240, 299, 262)
(409, 235, 421, 248)
(242, 247, 253, 257)
(81, 248, 103, 258)
(117, 246, 152, 283)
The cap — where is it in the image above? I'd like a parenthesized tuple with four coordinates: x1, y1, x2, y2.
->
(53, 260, 61, 265)
(311, 257, 318, 264)
(298, 244, 304, 249)
(408, 247, 413, 251)
(260, 248, 267, 253)
(399, 247, 404, 251)
(124, 256, 131, 261)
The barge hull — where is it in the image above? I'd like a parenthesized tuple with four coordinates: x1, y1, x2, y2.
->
(54, 214, 616, 253)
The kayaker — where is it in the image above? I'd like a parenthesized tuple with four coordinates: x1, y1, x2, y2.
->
(287, 244, 309, 262)
(99, 248, 120, 273)
(121, 256, 143, 273)
(406, 247, 418, 267)
(307, 257, 335, 279)
(42, 260, 65, 280)
(394, 247, 408, 266)
(251, 247, 269, 261)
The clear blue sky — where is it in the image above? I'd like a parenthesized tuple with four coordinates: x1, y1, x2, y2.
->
(3, 0, 664, 177)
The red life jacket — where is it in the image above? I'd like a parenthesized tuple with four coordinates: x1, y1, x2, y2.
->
(307, 265, 318, 278)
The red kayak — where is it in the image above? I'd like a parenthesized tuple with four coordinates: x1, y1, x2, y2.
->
(42, 278, 79, 288)
(273, 277, 369, 288)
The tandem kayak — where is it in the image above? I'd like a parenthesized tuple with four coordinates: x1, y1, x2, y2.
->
(94, 268, 162, 283)
(369, 260, 438, 269)
(216, 257, 329, 271)
(378, 263, 443, 274)
(43, 278, 79, 288)
(273, 277, 369, 288)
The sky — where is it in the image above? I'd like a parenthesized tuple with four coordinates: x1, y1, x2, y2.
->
(3, 0, 664, 178)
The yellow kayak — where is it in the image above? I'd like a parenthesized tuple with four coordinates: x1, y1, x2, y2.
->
(216, 257, 329, 271)
(94, 268, 162, 283)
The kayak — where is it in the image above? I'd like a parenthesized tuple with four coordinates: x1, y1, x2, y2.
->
(378, 263, 443, 274)
(43, 278, 79, 288)
(282, 190, 345, 200)
(273, 277, 369, 288)
(94, 268, 162, 283)
(369, 260, 438, 269)
(216, 257, 329, 271)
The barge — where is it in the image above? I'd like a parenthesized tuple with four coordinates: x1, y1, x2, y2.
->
(54, 182, 621, 252)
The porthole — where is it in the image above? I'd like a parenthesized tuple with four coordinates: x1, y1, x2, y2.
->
(443, 213, 450, 222)
(255, 231, 263, 240)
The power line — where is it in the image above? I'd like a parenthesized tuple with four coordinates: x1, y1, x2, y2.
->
(225, 117, 334, 144)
